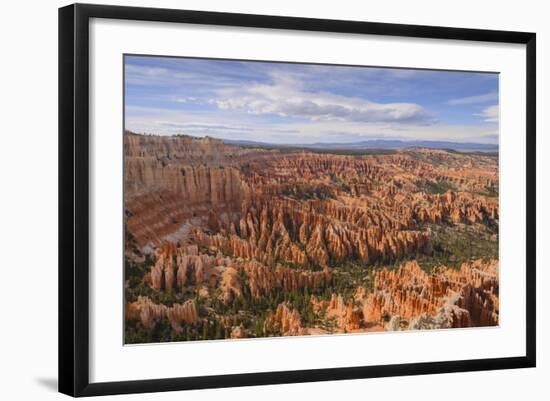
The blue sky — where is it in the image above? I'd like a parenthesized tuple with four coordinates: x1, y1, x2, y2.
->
(125, 55, 499, 144)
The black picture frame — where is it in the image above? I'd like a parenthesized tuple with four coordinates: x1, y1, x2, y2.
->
(59, 3, 536, 397)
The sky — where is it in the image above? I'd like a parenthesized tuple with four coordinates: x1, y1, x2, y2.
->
(124, 55, 499, 145)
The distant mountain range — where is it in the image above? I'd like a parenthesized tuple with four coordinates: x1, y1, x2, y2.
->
(223, 138, 498, 152)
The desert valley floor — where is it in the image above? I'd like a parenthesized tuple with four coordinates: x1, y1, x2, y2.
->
(124, 132, 499, 343)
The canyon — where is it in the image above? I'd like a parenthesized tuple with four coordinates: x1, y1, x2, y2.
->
(123, 132, 499, 343)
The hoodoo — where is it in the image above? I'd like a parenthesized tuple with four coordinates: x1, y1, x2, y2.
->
(124, 132, 499, 343)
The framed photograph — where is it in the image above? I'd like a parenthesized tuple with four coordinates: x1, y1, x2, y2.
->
(58, 3, 536, 397)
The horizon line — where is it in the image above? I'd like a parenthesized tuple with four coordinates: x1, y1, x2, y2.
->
(124, 130, 499, 147)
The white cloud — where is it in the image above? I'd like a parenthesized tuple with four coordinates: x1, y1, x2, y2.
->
(125, 106, 497, 145)
(447, 92, 498, 105)
(212, 72, 434, 125)
(155, 121, 255, 132)
(475, 105, 499, 123)
(175, 97, 198, 103)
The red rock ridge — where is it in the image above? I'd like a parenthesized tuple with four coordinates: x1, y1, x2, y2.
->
(126, 296, 198, 333)
(311, 294, 363, 332)
(360, 259, 499, 329)
(264, 303, 307, 336)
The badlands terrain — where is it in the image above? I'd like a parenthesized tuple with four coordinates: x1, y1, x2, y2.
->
(123, 131, 499, 343)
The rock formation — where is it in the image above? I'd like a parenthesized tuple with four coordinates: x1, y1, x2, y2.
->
(147, 243, 225, 291)
(311, 294, 362, 332)
(264, 303, 307, 336)
(359, 259, 499, 329)
(126, 296, 198, 333)
(219, 267, 243, 304)
(244, 261, 332, 298)
(145, 241, 334, 303)
(195, 198, 433, 268)
(124, 132, 499, 342)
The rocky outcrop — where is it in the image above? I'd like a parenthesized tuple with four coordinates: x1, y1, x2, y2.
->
(219, 267, 243, 304)
(124, 133, 500, 342)
(126, 133, 497, 264)
(264, 303, 306, 336)
(360, 259, 499, 330)
(362, 261, 444, 322)
(125, 132, 233, 163)
(413, 191, 498, 225)
(125, 165, 246, 245)
(147, 243, 225, 291)
(145, 241, 334, 307)
(445, 260, 499, 327)
(165, 301, 200, 333)
(125, 296, 198, 333)
(386, 149, 499, 193)
(311, 294, 362, 332)
(244, 261, 332, 298)
(124, 132, 254, 245)
(196, 197, 433, 268)
(125, 295, 166, 329)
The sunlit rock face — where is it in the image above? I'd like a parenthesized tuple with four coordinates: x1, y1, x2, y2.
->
(243, 262, 332, 299)
(264, 303, 307, 336)
(124, 132, 499, 343)
(359, 259, 499, 330)
(124, 133, 255, 246)
(125, 296, 198, 333)
(311, 294, 363, 332)
(146, 242, 225, 291)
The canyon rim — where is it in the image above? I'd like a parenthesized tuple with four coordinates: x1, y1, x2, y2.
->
(123, 55, 499, 344)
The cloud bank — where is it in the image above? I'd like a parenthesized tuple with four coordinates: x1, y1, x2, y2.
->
(212, 73, 434, 125)
(476, 105, 499, 123)
(124, 56, 500, 145)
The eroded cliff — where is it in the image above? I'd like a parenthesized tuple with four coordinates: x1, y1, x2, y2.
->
(124, 132, 499, 343)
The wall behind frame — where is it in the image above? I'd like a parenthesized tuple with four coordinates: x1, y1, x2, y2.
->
(0, 0, 545, 400)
